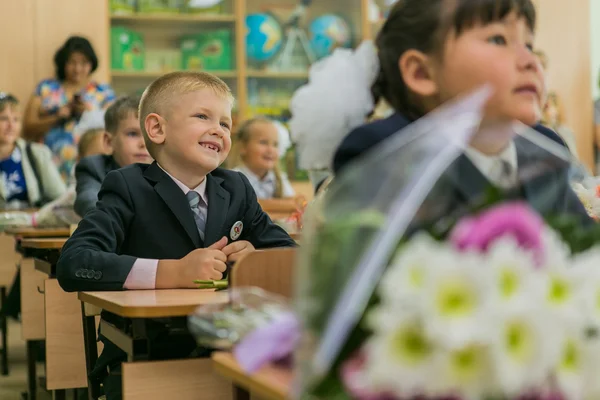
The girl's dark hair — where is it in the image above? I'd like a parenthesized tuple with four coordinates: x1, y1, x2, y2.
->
(373, 0, 536, 120)
(53, 36, 98, 81)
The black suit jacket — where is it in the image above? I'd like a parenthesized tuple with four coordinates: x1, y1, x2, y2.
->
(333, 112, 571, 174)
(74, 154, 120, 217)
(332, 112, 591, 225)
(57, 162, 296, 293)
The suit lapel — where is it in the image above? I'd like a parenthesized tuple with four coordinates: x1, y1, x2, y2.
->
(445, 154, 492, 207)
(204, 174, 230, 246)
(144, 162, 202, 248)
(514, 136, 569, 214)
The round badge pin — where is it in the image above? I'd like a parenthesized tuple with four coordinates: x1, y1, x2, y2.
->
(230, 221, 243, 241)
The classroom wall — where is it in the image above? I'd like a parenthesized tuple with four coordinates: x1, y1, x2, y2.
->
(0, 0, 594, 170)
(591, 0, 600, 100)
(0, 0, 109, 107)
(534, 0, 594, 170)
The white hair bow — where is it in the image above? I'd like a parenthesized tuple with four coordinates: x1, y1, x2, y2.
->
(289, 40, 380, 171)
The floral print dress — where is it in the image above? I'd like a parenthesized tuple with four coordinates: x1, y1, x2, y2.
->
(35, 79, 115, 180)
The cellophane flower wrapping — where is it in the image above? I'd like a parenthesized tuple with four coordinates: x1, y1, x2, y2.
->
(0, 186, 81, 230)
(293, 89, 599, 400)
(188, 287, 292, 350)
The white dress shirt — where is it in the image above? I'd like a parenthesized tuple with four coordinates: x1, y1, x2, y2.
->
(123, 164, 208, 290)
(463, 141, 518, 189)
(233, 165, 295, 199)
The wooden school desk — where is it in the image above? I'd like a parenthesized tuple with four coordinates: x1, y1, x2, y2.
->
(79, 289, 232, 400)
(1, 227, 70, 396)
(19, 236, 84, 400)
(212, 352, 291, 400)
(0, 232, 21, 376)
(5, 227, 71, 239)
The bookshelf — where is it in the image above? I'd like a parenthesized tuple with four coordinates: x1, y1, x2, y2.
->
(107, 0, 377, 120)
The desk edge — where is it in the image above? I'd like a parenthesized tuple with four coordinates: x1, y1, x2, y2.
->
(78, 292, 200, 318)
(212, 352, 289, 400)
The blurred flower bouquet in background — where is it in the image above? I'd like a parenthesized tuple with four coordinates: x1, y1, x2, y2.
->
(572, 177, 600, 221)
(294, 89, 600, 400)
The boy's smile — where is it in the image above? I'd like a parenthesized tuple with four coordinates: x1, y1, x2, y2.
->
(153, 88, 233, 185)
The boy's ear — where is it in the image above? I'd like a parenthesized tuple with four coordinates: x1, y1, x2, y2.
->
(398, 49, 438, 99)
(102, 131, 114, 153)
(145, 113, 166, 145)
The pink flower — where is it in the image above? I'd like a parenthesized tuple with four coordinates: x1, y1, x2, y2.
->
(449, 202, 545, 264)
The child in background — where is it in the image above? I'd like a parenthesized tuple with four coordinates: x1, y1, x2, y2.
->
(74, 96, 151, 217)
(330, 0, 589, 223)
(230, 117, 295, 199)
(0, 92, 65, 209)
(77, 128, 109, 160)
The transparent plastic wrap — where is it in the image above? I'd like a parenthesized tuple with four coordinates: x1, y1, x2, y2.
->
(0, 211, 33, 230)
(188, 287, 293, 351)
(34, 187, 80, 227)
(0, 187, 80, 230)
(293, 89, 595, 399)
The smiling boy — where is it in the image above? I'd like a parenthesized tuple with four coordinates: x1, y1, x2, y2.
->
(56, 72, 295, 399)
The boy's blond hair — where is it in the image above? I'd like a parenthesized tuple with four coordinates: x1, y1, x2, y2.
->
(77, 128, 105, 159)
(139, 71, 234, 158)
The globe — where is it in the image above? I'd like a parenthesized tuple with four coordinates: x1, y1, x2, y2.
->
(246, 13, 283, 63)
(309, 14, 352, 59)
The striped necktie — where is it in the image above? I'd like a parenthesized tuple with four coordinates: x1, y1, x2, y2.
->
(186, 191, 206, 241)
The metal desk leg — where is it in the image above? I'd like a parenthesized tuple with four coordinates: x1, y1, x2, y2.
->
(26, 340, 37, 400)
(233, 385, 251, 400)
(0, 286, 8, 376)
(81, 303, 99, 400)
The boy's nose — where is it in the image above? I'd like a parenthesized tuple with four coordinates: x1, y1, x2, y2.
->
(210, 127, 224, 138)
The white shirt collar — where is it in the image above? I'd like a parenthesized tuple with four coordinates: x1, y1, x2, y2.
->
(463, 141, 518, 188)
(157, 163, 208, 205)
(235, 165, 275, 184)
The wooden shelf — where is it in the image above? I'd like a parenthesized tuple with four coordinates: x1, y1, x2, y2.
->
(110, 13, 236, 23)
(247, 70, 309, 79)
(111, 70, 238, 79)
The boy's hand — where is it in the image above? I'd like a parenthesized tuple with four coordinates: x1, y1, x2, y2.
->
(176, 237, 228, 288)
(223, 239, 255, 263)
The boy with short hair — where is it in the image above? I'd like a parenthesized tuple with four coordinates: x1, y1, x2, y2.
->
(74, 95, 151, 216)
(57, 72, 295, 399)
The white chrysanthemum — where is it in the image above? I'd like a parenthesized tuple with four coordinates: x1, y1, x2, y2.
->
(555, 331, 587, 400)
(362, 315, 438, 398)
(433, 343, 493, 400)
(486, 237, 545, 304)
(379, 234, 445, 303)
(540, 226, 572, 264)
(541, 258, 587, 326)
(572, 248, 600, 327)
(488, 303, 560, 397)
(421, 252, 495, 349)
(581, 333, 600, 399)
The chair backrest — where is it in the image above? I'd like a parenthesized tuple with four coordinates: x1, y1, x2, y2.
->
(230, 248, 297, 298)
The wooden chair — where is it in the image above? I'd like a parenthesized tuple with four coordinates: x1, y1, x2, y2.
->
(230, 248, 297, 299)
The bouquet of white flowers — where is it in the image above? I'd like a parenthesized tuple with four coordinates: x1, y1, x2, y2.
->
(293, 89, 600, 400)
